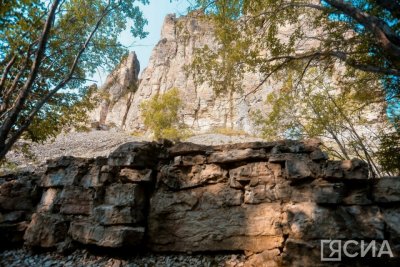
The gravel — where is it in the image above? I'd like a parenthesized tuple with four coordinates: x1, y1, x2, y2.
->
(2, 130, 266, 173)
(3, 129, 148, 172)
(0, 249, 247, 267)
(185, 133, 265, 146)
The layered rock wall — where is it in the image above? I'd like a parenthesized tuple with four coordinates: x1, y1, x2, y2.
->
(1, 140, 399, 266)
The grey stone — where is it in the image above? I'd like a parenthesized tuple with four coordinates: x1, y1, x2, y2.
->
(94, 205, 144, 225)
(373, 177, 400, 203)
(105, 183, 145, 207)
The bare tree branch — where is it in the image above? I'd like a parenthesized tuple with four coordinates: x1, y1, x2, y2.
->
(0, 55, 16, 92)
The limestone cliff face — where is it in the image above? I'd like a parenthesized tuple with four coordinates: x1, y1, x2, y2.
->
(90, 52, 140, 128)
(92, 14, 275, 134)
(124, 14, 273, 134)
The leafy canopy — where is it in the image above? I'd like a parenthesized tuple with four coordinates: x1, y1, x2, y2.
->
(188, 0, 400, 99)
(0, 0, 148, 159)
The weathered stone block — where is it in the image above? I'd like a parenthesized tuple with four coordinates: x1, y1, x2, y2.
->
(69, 221, 144, 247)
(324, 159, 369, 180)
(0, 178, 37, 211)
(108, 142, 159, 168)
(42, 157, 92, 187)
(150, 183, 243, 215)
(208, 149, 268, 164)
(24, 213, 68, 247)
(173, 155, 207, 166)
(309, 150, 328, 161)
(148, 202, 283, 253)
(382, 208, 400, 239)
(105, 183, 145, 207)
(311, 180, 345, 204)
(229, 162, 276, 186)
(244, 182, 292, 204)
(159, 164, 227, 190)
(80, 166, 104, 188)
(59, 186, 95, 215)
(168, 142, 211, 156)
(119, 168, 152, 183)
(373, 177, 400, 203)
(94, 205, 144, 225)
(342, 186, 373, 205)
(285, 160, 312, 180)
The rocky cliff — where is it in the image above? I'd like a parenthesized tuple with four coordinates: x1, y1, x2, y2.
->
(1, 140, 399, 266)
(92, 14, 275, 134)
(90, 52, 140, 128)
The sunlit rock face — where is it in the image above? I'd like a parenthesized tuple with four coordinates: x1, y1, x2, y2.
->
(125, 14, 274, 134)
(90, 52, 140, 128)
(90, 13, 276, 134)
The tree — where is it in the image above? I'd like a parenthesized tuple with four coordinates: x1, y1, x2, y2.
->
(0, 0, 149, 161)
(187, 0, 399, 172)
(189, 0, 400, 90)
(252, 65, 391, 176)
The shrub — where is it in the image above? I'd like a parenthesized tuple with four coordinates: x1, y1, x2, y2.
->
(140, 88, 189, 140)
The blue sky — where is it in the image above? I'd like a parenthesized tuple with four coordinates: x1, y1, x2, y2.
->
(94, 1, 190, 84)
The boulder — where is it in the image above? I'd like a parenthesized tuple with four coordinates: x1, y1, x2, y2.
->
(108, 142, 159, 168)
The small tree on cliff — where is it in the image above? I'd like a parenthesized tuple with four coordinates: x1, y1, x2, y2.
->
(140, 88, 188, 140)
(0, 0, 149, 161)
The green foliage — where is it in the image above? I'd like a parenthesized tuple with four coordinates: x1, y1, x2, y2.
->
(24, 84, 99, 142)
(140, 88, 189, 140)
(0, 0, 149, 153)
(188, 0, 400, 91)
(377, 120, 400, 175)
(185, 0, 400, 176)
(252, 66, 390, 175)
